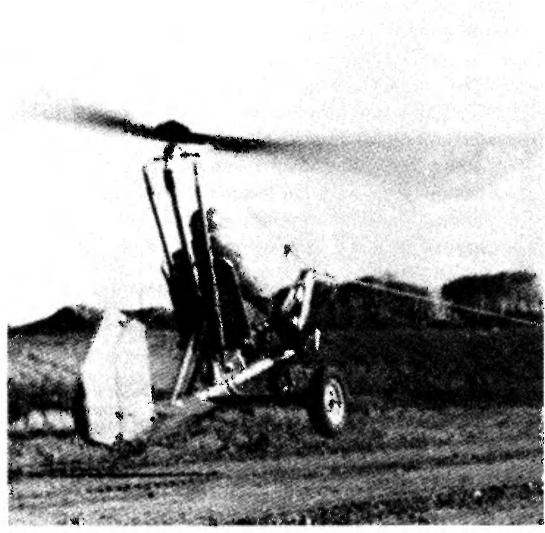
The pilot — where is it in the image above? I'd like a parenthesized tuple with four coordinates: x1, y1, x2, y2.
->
(190, 208, 270, 315)
(189, 207, 315, 364)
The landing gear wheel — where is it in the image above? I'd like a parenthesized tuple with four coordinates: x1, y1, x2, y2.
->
(306, 365, 348, 438)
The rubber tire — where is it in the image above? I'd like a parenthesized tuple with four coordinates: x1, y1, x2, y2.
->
(306, 365, 348, 438)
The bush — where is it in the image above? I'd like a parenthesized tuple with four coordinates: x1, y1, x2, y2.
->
(441, 271, 543, 324)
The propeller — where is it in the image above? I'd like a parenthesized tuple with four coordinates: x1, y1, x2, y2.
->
(55, 105, 279, 154)
(44, 105, 432, 175)
(42, 104, 538, 198)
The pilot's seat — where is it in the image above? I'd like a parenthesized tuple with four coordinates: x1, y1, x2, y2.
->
(215, 260, 316, 356)
(213, 256, 252, 349)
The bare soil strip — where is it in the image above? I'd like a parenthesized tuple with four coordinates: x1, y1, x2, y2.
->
(9, 452, 542, 525)
(228, 479, 542, 524)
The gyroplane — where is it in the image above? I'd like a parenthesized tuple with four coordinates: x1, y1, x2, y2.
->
(50, 106, 349, 446)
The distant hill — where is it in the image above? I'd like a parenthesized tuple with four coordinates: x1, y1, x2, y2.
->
(8, 305, 175, 336)
(8, 305, 103, 336)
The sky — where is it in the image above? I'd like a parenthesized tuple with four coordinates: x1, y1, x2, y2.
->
(3, 0, 544, 325)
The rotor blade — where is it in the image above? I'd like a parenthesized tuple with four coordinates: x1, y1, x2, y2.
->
(68, 106, 158, 139)
(44, 104, 277, 149)
(42, 105, 539, 199)
(53, 105, 269, 147)
(217, 133, 541, 199)
(202, 134, 269, 153)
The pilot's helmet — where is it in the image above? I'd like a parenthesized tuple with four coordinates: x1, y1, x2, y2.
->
(206, 207, 218, 232)
(190, 207, 219, 233)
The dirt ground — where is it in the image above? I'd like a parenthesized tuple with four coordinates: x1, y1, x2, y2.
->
(8, 406, 544, 525)
(8, 451, 542, 525)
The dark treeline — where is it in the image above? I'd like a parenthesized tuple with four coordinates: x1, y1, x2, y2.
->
(308, 270, 543, 331)
(441, 271, 543, 324)
(8, 270, 543, 336)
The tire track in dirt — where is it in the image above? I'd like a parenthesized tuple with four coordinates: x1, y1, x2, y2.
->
(226, 480, 543, 525)
(8, 442, 536, 485)
(8, 470, 221, 502)
(274, 445, 537, 479)
(9, 455, 542, 525)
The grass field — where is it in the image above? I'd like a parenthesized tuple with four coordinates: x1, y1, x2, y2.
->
(7, 325, 544, 524)
(8, 325, 543, 420)
(8, 404, 541, 471)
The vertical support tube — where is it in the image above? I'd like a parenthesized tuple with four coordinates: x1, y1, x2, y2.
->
(163, 167, 191, 258)
(161, 160, 202, 347)
(142, 166, 173, 274)
(193, 162, 226, 354)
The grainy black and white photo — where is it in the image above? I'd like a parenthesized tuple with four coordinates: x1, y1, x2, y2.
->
(5, 0, 544, 525)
